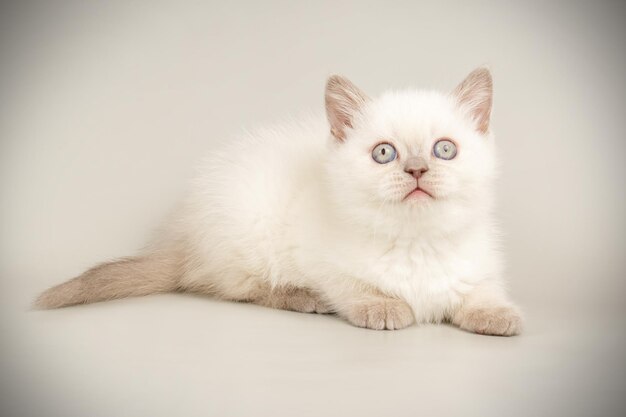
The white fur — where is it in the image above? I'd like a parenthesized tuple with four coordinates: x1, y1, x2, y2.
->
(158, 76, 516, 326)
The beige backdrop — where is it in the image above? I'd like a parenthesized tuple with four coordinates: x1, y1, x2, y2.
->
(1, 1, 625, 417)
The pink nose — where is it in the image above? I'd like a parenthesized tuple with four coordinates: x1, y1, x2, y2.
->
(404, 157, 429, 179)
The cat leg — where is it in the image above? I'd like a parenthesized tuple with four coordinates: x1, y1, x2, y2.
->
(250, 283, 332, 314)
(202, 277, 330, 313)
(451, 281, 523, 336)
(180, 269, 330, 313)
(320, 278, 415, 330)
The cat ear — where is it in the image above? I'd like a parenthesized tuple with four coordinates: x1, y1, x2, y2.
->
(325, 75, 369, 141)
(452, 67, 493, 134)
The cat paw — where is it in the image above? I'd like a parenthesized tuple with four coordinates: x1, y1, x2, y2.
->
(454, 305, 523, 336)
(346, 299, 415, 330)
(290, 295, 332, 314)
(271, 287, 332, 314)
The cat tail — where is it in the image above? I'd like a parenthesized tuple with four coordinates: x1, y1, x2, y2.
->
(33, 252, 183, 309)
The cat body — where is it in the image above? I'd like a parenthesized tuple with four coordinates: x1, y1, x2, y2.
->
(37, 68, 523, 335)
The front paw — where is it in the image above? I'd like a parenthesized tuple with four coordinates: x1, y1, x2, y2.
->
(346, 298, 415, 330)
(454, 305, 523, 336)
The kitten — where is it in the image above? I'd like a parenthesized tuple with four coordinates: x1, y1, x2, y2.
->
(36, 68, 523, 335)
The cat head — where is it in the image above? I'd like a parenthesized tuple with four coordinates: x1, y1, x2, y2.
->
(324, 68, 497, 238)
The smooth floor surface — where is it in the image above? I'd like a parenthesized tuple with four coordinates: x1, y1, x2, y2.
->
(2, 293, 625, 417)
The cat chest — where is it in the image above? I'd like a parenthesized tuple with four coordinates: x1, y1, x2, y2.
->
(362, 242, 476, 315)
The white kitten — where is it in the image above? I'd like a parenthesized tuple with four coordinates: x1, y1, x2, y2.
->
(36, 68, 523, 335)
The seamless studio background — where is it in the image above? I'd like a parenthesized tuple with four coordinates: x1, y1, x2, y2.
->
(1, 1, 625, 417)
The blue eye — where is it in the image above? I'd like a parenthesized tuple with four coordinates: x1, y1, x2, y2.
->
(372, 143, 397, 164)
(433, 139, 457, 160)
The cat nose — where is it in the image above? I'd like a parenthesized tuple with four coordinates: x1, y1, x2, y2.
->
(404, 157, 429, 179)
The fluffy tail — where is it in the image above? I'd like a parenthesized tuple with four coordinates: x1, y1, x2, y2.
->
(34, 254, 182, 309)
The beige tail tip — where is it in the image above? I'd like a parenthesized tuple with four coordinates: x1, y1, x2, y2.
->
(33, 287, 74, 310)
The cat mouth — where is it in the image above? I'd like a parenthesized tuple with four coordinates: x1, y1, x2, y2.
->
(404, 187, 433, 200)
